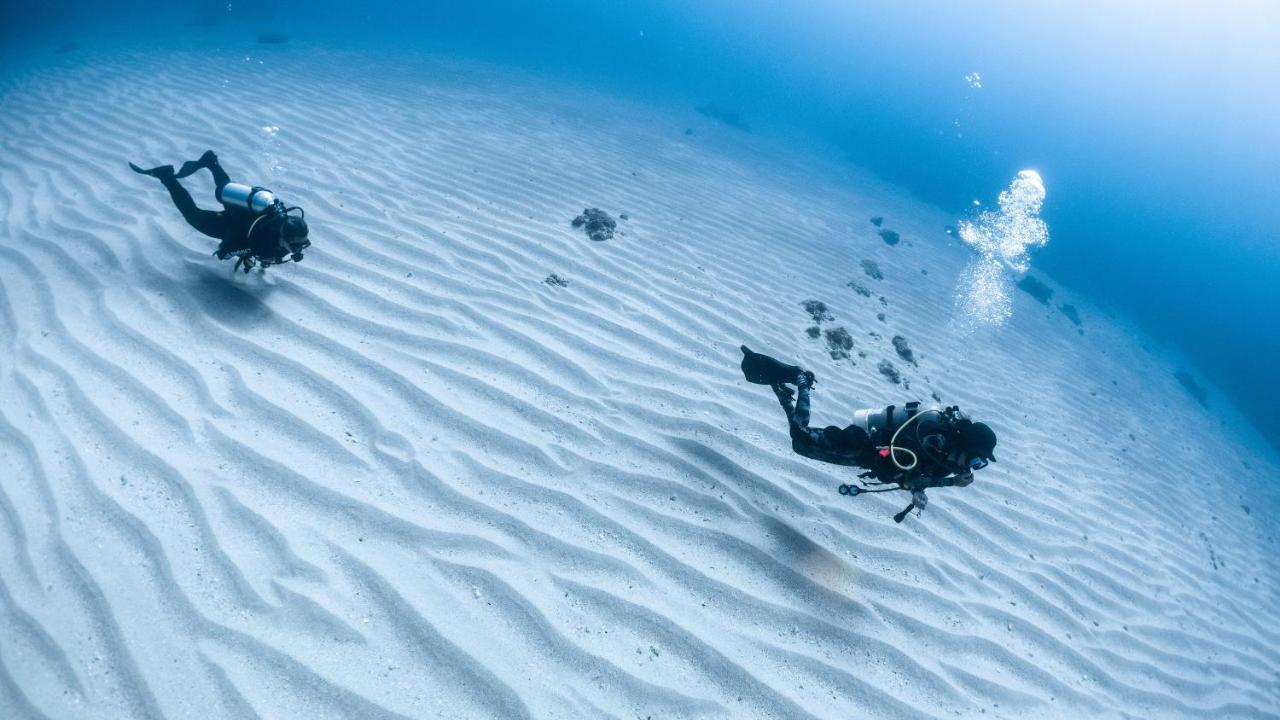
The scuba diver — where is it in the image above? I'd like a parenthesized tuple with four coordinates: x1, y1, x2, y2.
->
(740, 345, 997, 523)
(130, 150, 310, 272)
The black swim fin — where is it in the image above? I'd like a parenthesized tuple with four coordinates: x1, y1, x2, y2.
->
(175, 150, 217, 179)
(129, 162, 174, 179)
(740, 345, 807, 386)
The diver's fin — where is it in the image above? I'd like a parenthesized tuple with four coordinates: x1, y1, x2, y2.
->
(129, 162, 174, 179)
(740, 345, 807, 386)
(175, 150, 217, 179)
(175, 160, 203, 178)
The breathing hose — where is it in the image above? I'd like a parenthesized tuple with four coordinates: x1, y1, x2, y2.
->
(884, 408, 944, 471)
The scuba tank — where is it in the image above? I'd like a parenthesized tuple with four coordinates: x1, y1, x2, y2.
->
(218, 182, 277, 214)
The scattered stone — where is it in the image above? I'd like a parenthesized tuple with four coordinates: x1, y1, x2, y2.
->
(805, 325, 821, 339)
(876, 312, 886, 322)
(892, 335, 916, 366)
(801, 300, 834, 324)
(878, 360, 901, 384)
(921, 268, 929, 275)
(257, 32, 290, 44)
(619, 213, 630, 221)
(1017, 275, 1053, 305)
(695, 103, 751, 132)
(870, 216, 884, 227)
(879, 296, 888, 307)
(1175, 371, 1209, 408)
(931, 391, 942, 402)
(544, 273, 570, 288)
(878, 228, 900, 246)
(571, 208, 617, 242)
(846, 281, 871, 297)
(1200, 531, 1221, 569)
(823, 327, 854, 361)
(1242, 505, 1251, 515)
(684, 128, 694, 135)
(861, 259, 884, 280)
(1059, 303, 1081, 326)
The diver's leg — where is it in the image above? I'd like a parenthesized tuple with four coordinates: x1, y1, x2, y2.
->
(774, 382, 814, 444)
(773, 383, 796, 417)
(159, 175, 225, 240)
(792, 381, 813, 429)
(777, 383, 831, 459)
(206, 153, 231, 191)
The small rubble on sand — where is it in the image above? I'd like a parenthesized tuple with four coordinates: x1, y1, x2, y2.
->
(892, 335, 916, 366)
(801, 300, 834, 325)
(1017, 275, 1053, 305)
(878, 360, 902, 384)
(571, 208, 617, 242)
(824, 327, 854, 361)
(861, 259, 884, 280)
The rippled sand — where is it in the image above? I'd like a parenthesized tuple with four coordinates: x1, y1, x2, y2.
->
(1, 47, 1277, 720)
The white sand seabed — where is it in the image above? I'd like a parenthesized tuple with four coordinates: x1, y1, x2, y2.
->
(0, 47, 1277, 720)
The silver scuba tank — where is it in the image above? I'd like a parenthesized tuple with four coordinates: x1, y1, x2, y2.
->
(853, 402, 943, 441)
(218, 182, 276, 213)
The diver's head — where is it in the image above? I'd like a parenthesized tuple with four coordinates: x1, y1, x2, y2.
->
(958, 421, 997, 469)
(281, 211, 309, 261)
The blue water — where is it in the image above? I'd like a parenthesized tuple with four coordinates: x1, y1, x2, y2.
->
(6, 0, 1279, 445)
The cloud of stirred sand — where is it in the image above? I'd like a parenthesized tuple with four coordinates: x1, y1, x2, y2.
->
(954, 169, 1049, 327)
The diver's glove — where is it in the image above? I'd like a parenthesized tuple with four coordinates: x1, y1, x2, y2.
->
(911, 489, 928, 512)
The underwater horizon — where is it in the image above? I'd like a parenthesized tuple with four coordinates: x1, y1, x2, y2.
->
(2, 2, 1279, 719)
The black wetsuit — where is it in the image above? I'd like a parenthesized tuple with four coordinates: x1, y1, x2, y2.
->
(156, 155, 284, 262)
(774, 382, 869, 466)
(774, 382, 972, 492)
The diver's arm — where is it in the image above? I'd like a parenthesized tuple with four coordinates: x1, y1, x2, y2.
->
(915, 471, 973, 489)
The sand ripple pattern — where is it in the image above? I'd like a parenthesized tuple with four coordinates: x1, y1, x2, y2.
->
(1, 48, 1278, 719)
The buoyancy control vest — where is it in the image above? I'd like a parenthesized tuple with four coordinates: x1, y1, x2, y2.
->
(853, 402, 966, 477)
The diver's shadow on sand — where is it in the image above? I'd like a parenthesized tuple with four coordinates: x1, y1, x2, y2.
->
(761, 516, 849, 581)
(763, 516, 826, 561)
(188, 267, 277, 328)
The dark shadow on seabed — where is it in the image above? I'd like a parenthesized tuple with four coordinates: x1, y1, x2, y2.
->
(187, 265, 278, 329)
